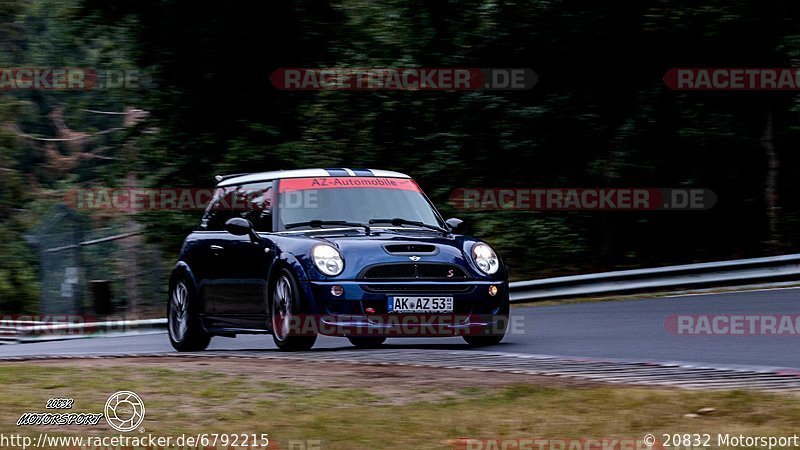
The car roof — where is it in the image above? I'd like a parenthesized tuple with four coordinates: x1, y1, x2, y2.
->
(216, 168, 411, 187)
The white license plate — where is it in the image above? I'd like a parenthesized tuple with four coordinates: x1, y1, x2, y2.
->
(388, 296, 453, 313)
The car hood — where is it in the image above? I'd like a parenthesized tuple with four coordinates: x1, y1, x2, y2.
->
(314, 231, 483, 278)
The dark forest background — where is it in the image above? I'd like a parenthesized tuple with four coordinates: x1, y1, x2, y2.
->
(3, 0, 800, 311)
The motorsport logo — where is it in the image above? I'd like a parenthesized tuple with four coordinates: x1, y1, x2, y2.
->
(16, 390, 145, 432)
(104, 391, 146, 432)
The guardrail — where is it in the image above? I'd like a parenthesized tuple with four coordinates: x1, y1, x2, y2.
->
(508, 253, 800, 302)
(2, 254, 799, 345)
(0, 319, 167, 345)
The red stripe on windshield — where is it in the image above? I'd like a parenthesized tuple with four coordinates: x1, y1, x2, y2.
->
(279, 177, 420, 192)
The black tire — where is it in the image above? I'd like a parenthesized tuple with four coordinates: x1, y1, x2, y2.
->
(168, 277, 211, 352)
(271, 268, 317, 351)
(348, 336, 387, 348)
(462, 334, 505, 347)
(463, 300, 509, 347)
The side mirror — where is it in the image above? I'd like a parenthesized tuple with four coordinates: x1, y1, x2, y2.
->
(225, 218, 262, 243)
(445, 218, 465, 234)
(225, 217, 252, 236)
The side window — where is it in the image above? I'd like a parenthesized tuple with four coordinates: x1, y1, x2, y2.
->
(239, 182, 273, 232)
(201, 187, 237, 231)
(200, 182, 273, 232)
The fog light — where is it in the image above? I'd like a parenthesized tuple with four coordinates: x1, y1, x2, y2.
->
(488, 285, 498, 296)
(331, 285, 344, 297)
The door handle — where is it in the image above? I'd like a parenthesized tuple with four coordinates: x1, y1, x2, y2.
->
(210, 245, 224, 255)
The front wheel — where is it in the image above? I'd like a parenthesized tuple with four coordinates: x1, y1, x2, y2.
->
(462, 334, 505, 347)
(168, 279, 211, 352)
(348, 336, 386, 348)
(463, 306, 509, 347)
(271, 269, 317, 351)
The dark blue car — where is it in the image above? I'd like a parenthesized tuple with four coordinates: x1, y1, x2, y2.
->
(168, 169, 509, 351)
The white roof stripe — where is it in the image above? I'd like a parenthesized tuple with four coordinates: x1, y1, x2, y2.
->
(343, 168, 356, 176)
(369, 169, 412, 178)
(217, 168, 410, 187)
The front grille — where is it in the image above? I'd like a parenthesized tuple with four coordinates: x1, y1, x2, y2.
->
(363, 264, 416, 279)
(417, 264, 466, 279)
(362, 284, 473, 293)
(361, 263, 468, 280)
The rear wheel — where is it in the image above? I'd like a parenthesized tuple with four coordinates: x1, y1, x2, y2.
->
(168, 279, 211, 352)
(271, 269, 317, 351)
(348, 336, 386, 348)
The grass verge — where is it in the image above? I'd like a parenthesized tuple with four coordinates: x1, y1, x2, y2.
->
(0, 358, 797, 449)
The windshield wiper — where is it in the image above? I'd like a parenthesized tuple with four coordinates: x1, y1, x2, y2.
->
(284, 220, 371, 234)
(368, 218, 449, 235)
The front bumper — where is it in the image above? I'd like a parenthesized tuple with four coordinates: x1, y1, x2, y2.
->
(303, 280, 509, 337)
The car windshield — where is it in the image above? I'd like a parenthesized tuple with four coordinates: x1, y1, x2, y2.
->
(276, 177, 443, 231)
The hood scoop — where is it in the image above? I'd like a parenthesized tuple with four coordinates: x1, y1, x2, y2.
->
(383, 243, 437, 255)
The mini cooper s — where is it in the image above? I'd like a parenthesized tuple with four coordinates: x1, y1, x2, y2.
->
(168, 168, 509, 351)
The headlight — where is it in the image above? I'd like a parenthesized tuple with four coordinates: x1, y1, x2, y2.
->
(313, 244, 344, 276)
(472, 243, 499, 275)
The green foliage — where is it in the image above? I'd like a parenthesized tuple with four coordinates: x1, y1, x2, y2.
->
(0, 134, 39, 311)
(0, 232, 40, 312)
(5, 0, 800, 313)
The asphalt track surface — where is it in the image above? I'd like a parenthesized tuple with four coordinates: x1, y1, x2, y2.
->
(1, 287, 798, 371)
